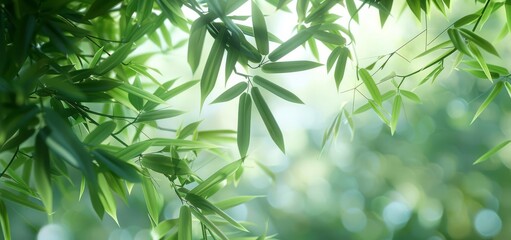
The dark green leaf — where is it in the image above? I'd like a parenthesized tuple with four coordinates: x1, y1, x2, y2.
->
(251, 87, 285, 152)
(406, 0, 421, 20)
(0, 201, 10, 240)
(141, 170, 164, 224)
(467, 42, 492, 81)
(92, 149, 140, 182)
(33, 132, 52, 214)
(237, 93, 252, 158)
(253, 75, 303, 104)
(201, 30, 226, 106)
(459, 28, 499, 56)
(334, 47, 349, 89)
(178, 121, 202, 139)
(118, 83, 166, 104)
(304, 0, 337, 23)
(454, 14, 479, 27)
(225, 48, 239, 82)
(212, 82, 248, 104)
(188, 19, 208, 73)
(94, 42, 133, 75)
(447, 28, 471, 56)
(85, 0, 122, 19)
(261, 61, 322, 73)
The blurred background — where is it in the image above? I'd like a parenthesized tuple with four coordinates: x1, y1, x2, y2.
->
(4, 1, 511, 239)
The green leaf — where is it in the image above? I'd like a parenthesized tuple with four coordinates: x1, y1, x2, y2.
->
(186, 193, 248, 232)
(414, 40, 451, 59)
(0, 189, 44, 211)
(406, 0, 421, 20)
(447, 28, 471, 56)
(368, 100, 389, 125)
(178, 206, 192, 240)
(390, 95, 402, 135)
(354, 90, 395, 114)
(506, 1, 511, 34)
(253, 75, 303, 104)
(304, 0, 337, 23)
(268, 25, 320, 61)
(84, 121, 117, 145)
(141, 154, 191, 176)
(94, 42, 133, 75)
(178, 121, 202, 139)
(189, 208, 228, 240)
(346, 0, 360, 22)
(189, 159, 242, 197)
(136, 110, 184, 123)
(89, 47, 104, 69)
(313, 31, 345, 45)
(334, 47, 349, 89)
(459, 29, 499, 56)
(400, 90, 421, 103)
(152, 219, 178, 240)
(0, 201, 10, 240)
(212, 82, 248, 104)
(474, 140, 511, 164)
(144, 80, 200, 111)
(505, 82, 511, 98)
(118, 83, 166, 104)
(237, 93, 252, 158)
(188, 18, 208, 73)
(33, 133, 52, 214)
(142, 170, 164, 224)
(326, 47, 342, 72)
(86, 0, 122, 19)
(453, 14, 479, 27)
(225, 48, 239, 82)
(201, 30, 227, 106)
(98, 172, 118, 225)
(255, 161, 276, 183)
(261, 61, 322, 73)
(471, 81, 503, 124)
(358, 68, 382, 105)
(92, 149, 140, 182)
(468, 42, 492, 81)
(252, 1, 269, 55)
(213, 196, 260, 211)
(115, 141, 154, 160)
(251, 87, 286, 152)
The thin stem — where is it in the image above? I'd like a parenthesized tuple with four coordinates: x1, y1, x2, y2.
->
(0, 147, 19, 179)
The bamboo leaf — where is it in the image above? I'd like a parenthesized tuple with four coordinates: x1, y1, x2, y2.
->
(92, 149, 140, 182)
(0, 201, 10, 240)
(141, 170, 164, 225)
(468, 42, 492, 81)
(98, 172, 118, 225)
(390, 95, 402, 135)
(400, 90, 421, 103)
(326, 47, 342, 72)
(118, 83, 166, 104)
(346, 0, 360, 22)
(94, 42, 133, 75)
(152, 219, 178, 240)
(190, 208, 228, 240)
(304, 0, 337, 23)
(251, 87, 286, 152)
(252, 1, 269, 55)
(136, 110, 184, 123)
(453, 14, 479, 27)
(253, 75, 303, 104)
(369, 100, 389, 125)
(359, 68, 382, 105)
(201, 30, 226, 106)
(268, 25, 320, 61)
(459, 28, 499, 56)
(261, 61, 322, 73)
(189, 159, 242, 197)
(471, 81, 503, 124)
(186, 193, 248, 232)
(225, 48, 239, 82)
(406, 0, 421, 20)
(89, 47, 104, 69)
(178, 206, 192, 240)
(238, 93, 252, 158)
(354, 90, 395, 114)
(506, 1, 511, 34)
(447, 28, 471, 56)
(213, 196, 261, 210)
(334, 47, 349, 89)
(212, 82, 248, 104)
(84, 121, 116, 145)
(505, 82, 511, 98)
(188, 18, 208, 73)
(474, 140, 511, 164)
(33, 133, 52, 214)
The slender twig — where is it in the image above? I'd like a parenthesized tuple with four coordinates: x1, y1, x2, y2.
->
(0, 147, 19, 179)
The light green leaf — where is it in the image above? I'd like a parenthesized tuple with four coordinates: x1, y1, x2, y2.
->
(414, 40, 451, 59)
(84, 121, 116, 145)
(313, 31, 345, 45)
(354, 90, 395, 114)
(189, 207, 228, 240)
(238, 93, 252, 158)
(213, 196, 261, 211)
(178, 121, 202, 139)
(225, 48, 239, 82)
(471, 81, 503, 124)
(92, 149, 140, 182)
(189, 159, 242, 197)
(98, 172, 118, 225)
(400, 90, 421, 103)
(152, 219, 178, 240)
(142, 170, 164, 225)
(252, 1, 269, 55)
(89, 47, 104, 69)
(459, 28, 499, 56)
(253, 75, 303, 104)
(201, 30, 226, 106)
(33, 133, 52, 214)
(334, 47, 349, 89)
(369, 100, 389, 125)
(255, 161, 276, 183)
(453, 14, 479, 27)
(186, 193, 248, 232)
(188, 18, 207, 73)
(505, 82, 511, 98)
(212, 82, 248, 104)
(251, 87, 286, 152)
(358, 68, 382, 105)
(178, 206, 192, 240)
(447, 28, 471, 56)
(144, 80, 200, 111)
(474, 140, 511, 164)
(0, 201, 10, 240)
(115, 141, 154, 160)
(326, 47, 342, 72)
(118, 83, 166, 104)
(94, 42, 133, 75)
(390, 95, 402, 135)
(304, 0, 337, 23)
(506, 1, 511, 34)
(261, 61, 322, 73)
(346, 0, 360, 22)
(136, 109, 184, 123)
(141, 154, 191, 176)
(268, 25, 320, 61)
(468, 42, 492, 81)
